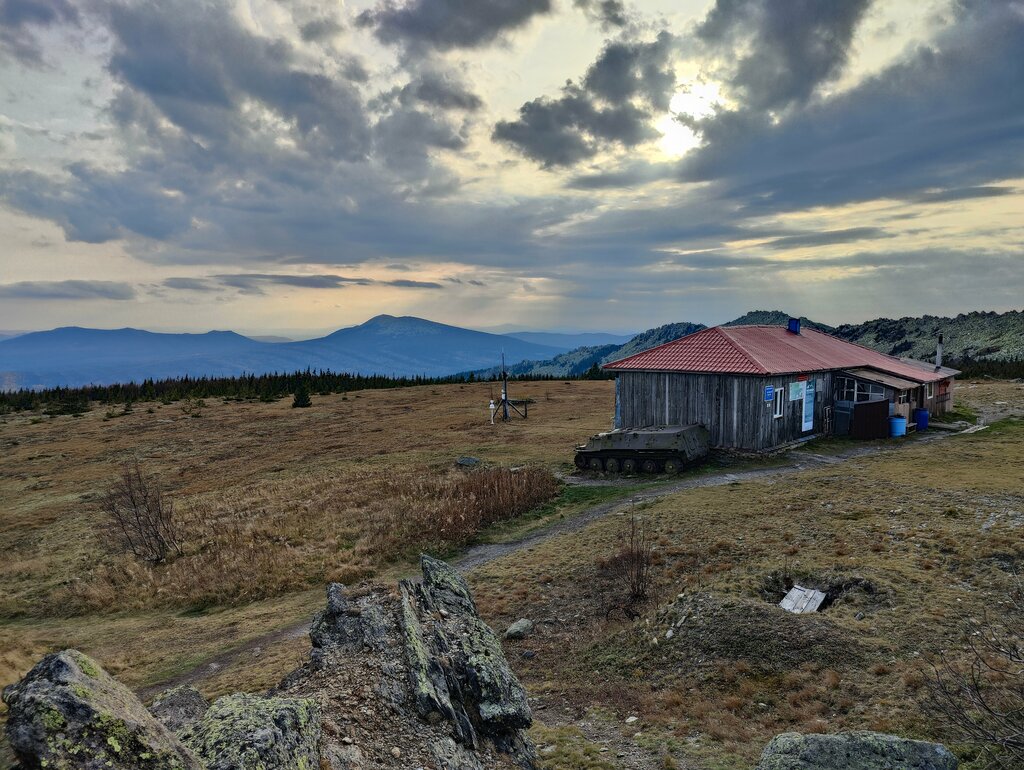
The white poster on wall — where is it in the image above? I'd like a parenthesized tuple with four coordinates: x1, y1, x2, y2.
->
(802, 380, 815, 432)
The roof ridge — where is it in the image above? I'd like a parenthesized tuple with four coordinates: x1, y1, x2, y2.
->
(603, 325, 719, 369)
(716, 326, 769, 374)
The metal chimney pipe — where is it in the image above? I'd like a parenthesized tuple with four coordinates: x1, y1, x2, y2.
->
(936, 333, 944, 369)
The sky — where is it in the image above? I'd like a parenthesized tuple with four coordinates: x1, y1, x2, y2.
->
(0, 0, 1022, 337)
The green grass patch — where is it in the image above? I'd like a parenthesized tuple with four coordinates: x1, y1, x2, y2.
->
(942, 401, 980, 424)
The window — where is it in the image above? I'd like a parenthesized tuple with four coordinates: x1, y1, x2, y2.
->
(773, 388, 785, 418)
(855, 382, 885, 402)
(897, 391, 908, 404)
(926, 382, 934, 399)
(837, 377, 855, 402)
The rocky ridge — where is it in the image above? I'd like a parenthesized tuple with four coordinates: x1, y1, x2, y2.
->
(3, 556, 536, 770)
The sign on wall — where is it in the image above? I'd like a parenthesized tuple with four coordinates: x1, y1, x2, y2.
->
(764, 385, 774, 402)
(789, 382, 803, 401)
(802, 380, 815, 432)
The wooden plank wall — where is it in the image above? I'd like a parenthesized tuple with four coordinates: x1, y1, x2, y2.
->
(617, 371, 834, 450)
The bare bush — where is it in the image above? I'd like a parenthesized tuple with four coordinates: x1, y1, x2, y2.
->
(100, 460, 184, 565)
(926, 579, 1024, 769)
(368, 465, 559, 559)
(595, 515, 654, 619)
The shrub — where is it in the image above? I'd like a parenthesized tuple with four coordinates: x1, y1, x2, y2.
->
(594, 515, 654, 619)
(99, 461, 184, 565)
(292, 381, 311, 408)
(927, 579, 1024, 769)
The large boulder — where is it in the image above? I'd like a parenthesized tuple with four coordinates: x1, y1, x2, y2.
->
(179, 692, 321, 770)
(2, 649, 201, 770)
(149, 685, 209, 734)
(757, 731, 959, 770)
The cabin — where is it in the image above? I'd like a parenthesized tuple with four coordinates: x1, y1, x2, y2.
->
(603, 319, 958, 452)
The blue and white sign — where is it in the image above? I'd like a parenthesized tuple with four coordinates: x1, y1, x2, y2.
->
(764, 385, 774, 402)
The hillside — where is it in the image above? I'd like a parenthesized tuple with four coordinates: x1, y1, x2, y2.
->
(0, 316, 562, 390)
(503, 308, 1024, 378)
(833, 309, 1024, 361)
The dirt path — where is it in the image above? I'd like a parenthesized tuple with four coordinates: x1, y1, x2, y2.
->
(137, 431, 955, 700)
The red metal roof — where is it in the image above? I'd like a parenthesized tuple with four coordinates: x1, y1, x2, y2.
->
(603, 325, 954, 383)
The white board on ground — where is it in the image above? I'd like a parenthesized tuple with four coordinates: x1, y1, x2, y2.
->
(780, 585, 827, 614)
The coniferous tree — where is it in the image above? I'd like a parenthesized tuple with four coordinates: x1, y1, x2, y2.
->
(292, 379, 312, 408)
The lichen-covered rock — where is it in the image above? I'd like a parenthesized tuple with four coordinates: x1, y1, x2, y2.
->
(504, 619, 534, 640)
(310, 583, 365, 650)
(756, 731, 959, 770)
(2, 649, 201, 770)
(149, 686, 209, 734)
(403, 556, 533, 744)
(180, 692, 321, 770)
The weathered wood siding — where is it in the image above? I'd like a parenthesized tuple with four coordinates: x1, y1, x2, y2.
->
(617, 371, 834, 451)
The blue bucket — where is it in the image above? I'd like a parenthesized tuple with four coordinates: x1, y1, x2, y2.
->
(889, 416, 907, 437)
(914, 408, 929, 431)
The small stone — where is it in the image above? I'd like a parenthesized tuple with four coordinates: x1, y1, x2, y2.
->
(391, 746, 402, 758)
(855, 612, 865, 620)
(521, 650, 537, 659)
(665, 629, 674, 639)
(505, 618, 535, 640)
(625, 715, 639, 724)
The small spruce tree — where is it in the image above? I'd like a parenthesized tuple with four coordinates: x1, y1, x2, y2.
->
(292, 380, 312, 408)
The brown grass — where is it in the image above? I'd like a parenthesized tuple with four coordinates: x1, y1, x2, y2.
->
(468, 383, 1024, 766)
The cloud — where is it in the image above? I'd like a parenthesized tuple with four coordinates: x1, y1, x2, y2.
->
(0, 0, 79, 67)
(207, 273, 443, 294)
(907, 186, 1016, 204)
(397, 71, 483, 111)
(573, 0, 629, 29)
(161, 277, 219, 292)
(762, 227, 892, 250)
(493, 31, 676, 167)
(0, 280, 136, 300)
(298, 18, 344, 42)
(696, 0, 873, 111)
(357, 0, 552, 51)
(676, 1, 1024, 213)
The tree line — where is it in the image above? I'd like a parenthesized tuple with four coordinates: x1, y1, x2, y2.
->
(0, 368, 575, 414)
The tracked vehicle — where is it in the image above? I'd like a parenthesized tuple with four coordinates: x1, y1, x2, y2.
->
(574, 425, 710, 474)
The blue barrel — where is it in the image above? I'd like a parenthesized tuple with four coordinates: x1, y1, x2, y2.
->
(889, 416, 907, 437)
(914, 408, 929, 431)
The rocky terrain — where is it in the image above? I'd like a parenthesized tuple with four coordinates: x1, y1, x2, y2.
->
(2, 556, 536, 770)
(2, 555, 967, 770)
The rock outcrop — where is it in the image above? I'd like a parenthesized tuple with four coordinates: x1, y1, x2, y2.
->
(2, 649, 201, 770)
(3, 556, 536, 770)
(179, 693, 321, 770)
(757, 731, 959, 770)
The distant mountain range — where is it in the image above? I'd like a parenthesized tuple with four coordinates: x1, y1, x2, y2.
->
(0, 316, 564, 390)
(1, 309, 1020, 390)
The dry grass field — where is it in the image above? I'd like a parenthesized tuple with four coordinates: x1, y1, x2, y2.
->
(470, 381, 1024, 768)
(1, 378, 1022, 769)
(0, 381, 614, 696)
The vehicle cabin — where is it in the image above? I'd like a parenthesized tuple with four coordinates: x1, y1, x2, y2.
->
(602, 319, 958, 452)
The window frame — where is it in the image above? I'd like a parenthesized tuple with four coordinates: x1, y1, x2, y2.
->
(773, 387, 785, 418)
(926, 382, 934, 399)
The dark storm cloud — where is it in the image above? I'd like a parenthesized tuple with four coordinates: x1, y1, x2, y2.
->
(298, 18, 344, 42)
(397, 71, 483, 111)
(493, 32, 676, 167)
(696, 0, 873, 111)
(677, 1, 1024, 213)
(763, 227, 891, 250)
(0, 0, 79, 67)
(357, 0, 552, 51)
(583, 31, 675, 110)
(104, 1, 372, 162)
(0, 280, 135, 300)
(573, 0, 628, 29)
